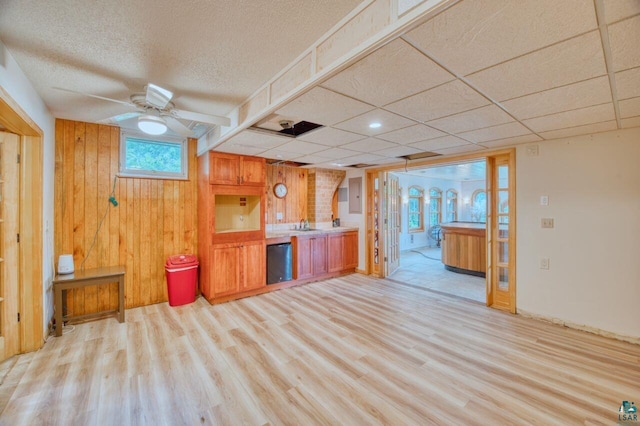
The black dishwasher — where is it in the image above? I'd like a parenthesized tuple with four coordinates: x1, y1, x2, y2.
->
(267, 243, 293, 284)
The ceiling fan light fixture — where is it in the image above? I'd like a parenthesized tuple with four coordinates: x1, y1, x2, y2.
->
(138, 114, 168, 135)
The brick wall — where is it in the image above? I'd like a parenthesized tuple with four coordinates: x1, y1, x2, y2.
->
(307, 168, 346, 223)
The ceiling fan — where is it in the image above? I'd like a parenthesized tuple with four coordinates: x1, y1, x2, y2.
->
(55, 83, 231, 137)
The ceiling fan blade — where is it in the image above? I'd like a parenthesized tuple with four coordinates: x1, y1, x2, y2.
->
(53, 87, 136, 107)
(164, 116, 194, 137)
(145, 83, 174, 109)
(97, 111, 143, 125)
(172, 109, 230, 127)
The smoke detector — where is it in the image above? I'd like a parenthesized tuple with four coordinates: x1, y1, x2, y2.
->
(279, 120, 295, 129)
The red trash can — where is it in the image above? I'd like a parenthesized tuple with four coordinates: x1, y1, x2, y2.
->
(165, 254, 199, 306)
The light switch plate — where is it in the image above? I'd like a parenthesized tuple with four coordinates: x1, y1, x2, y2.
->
(540, 195, 549, 206)
(276, 212, 283, 221)
(526, 145, 539, 157)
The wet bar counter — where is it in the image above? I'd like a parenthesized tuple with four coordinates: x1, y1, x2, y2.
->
(441, 222, 486, 277)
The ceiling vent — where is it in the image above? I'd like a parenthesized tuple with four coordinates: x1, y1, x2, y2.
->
(399, 151, 441, 160)
(349, 163, 376, 168)
(251, 114, 323, 138)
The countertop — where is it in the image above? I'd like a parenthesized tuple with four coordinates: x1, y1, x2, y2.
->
(440, 221, 486, 230)
(266, 226, 359, 240)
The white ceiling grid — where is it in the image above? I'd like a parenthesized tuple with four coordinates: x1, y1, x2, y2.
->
(1, 0, 639, 168)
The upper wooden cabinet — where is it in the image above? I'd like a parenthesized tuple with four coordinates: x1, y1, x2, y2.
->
(209, 152, 265, 186)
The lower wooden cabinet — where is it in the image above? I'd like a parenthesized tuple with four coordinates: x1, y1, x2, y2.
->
(207, 240, 265, 299)
(328, 231, 358, 272)
(293, 234, 327, 279)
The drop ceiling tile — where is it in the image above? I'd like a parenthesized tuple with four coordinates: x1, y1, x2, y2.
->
(538, 120, 617, 139)
(523, 103, 615, 133)
(374, 145, 423, 158)
(467, 31, 607, 101)
(604, 0, 640, 24)
(213, 144, 267, 156)
(334, 109, 416, 136)
(341, 137, 398, 152)
(321, 38, 454, 107)
(405, 0, 597, 76)
(258, 149, 300, 161)
(409, 135, 470, 151)
(459, 122, 532, 143)
(272, 140, 331, 155)
(621, 116, 640, 128)
(479, 134, 543, 148)
(275, 86, 374, 126)
(426, 105, 514, 134)
(608, 15, 640, 72)
(224, 130, 290, 149)
(615, 67, 640, 100)
(296, 127, 366, 146)
(385, 80, 490, 122)
(338, 153, 388, 166)
(619, 97, 640, 118)
(293, 154, 333, 164)
(502, 76, 613, 120)
(433, 144, 486, 156)
(376, 124, 447, 144)
(312, 147, 360, 161)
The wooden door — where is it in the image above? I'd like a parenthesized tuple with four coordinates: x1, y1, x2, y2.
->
(241, 241, 265, 291)
(383, 173, 400, 276)
(210, 152, 240, 185)
(487, 154, 516, 313)
(240, 156, 265, 186)
(293, 236, 313, 279)
(343, 231, 358, 269)
(210, 243, 240, 297)
(311, 235, 328, 276)
(327, 233, 344, 273)
(0, 132, 21, 360)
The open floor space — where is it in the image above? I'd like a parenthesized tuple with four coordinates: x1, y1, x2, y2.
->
(0, 274, 637, 425)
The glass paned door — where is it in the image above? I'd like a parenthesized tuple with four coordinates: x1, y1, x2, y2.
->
(487, 154, 515, 312)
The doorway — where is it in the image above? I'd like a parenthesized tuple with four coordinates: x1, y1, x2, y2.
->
(366, 151, 516, 313)
(0, 91, 45, 355)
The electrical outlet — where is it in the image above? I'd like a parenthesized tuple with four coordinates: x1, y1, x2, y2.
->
(541, 218, 554, 228)
(540, 258, 550, 270)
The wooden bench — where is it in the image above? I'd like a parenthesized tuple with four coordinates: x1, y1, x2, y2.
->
(53, 265, 125, 336)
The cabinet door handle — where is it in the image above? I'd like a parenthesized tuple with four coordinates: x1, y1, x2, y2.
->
(236, 176, 240, 184)
(241, 176, 244, 184)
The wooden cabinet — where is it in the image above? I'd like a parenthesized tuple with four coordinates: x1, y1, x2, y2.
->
(209, 152, 265, 186)
(328, 231, 358, 272)
(198, 151, 267, 303)
(206, 241, 266, 299)
(293, 234, 327, 280)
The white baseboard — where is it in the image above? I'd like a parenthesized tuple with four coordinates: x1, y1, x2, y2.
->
(518, 309, 640, 345)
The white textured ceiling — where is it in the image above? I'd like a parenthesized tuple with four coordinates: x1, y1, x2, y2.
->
(0, 0, 361, 124)
(1, 0, 640, 168)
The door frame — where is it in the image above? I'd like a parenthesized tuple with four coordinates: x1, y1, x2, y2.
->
(0, 86, 44, 352)
(365, 148, 516, 313)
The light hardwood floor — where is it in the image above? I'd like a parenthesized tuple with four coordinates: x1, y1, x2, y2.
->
(0, 274, 638, 425)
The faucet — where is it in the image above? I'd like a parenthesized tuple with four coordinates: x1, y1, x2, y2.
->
(300, 218, 305, 230)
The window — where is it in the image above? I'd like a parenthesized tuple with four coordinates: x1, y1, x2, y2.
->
(120, 130, 188, 179)
(471, 189, 487, 222)
(429, 188, 442, 227)
(408, 186, 424, 232)
(446, 189, 458, 222)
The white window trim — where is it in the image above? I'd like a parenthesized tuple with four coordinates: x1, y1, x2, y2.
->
(119, 129, 188, 180)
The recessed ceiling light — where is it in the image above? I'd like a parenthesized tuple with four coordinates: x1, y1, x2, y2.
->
(276, 154, 283, 158)
(369, 122, 382, 129)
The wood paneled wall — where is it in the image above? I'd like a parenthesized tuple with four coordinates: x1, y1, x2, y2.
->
(265, 164, 307, 224)
(54, 119, 198, 315)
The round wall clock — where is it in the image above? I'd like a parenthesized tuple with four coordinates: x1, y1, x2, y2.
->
(273, 183, 288, 198)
